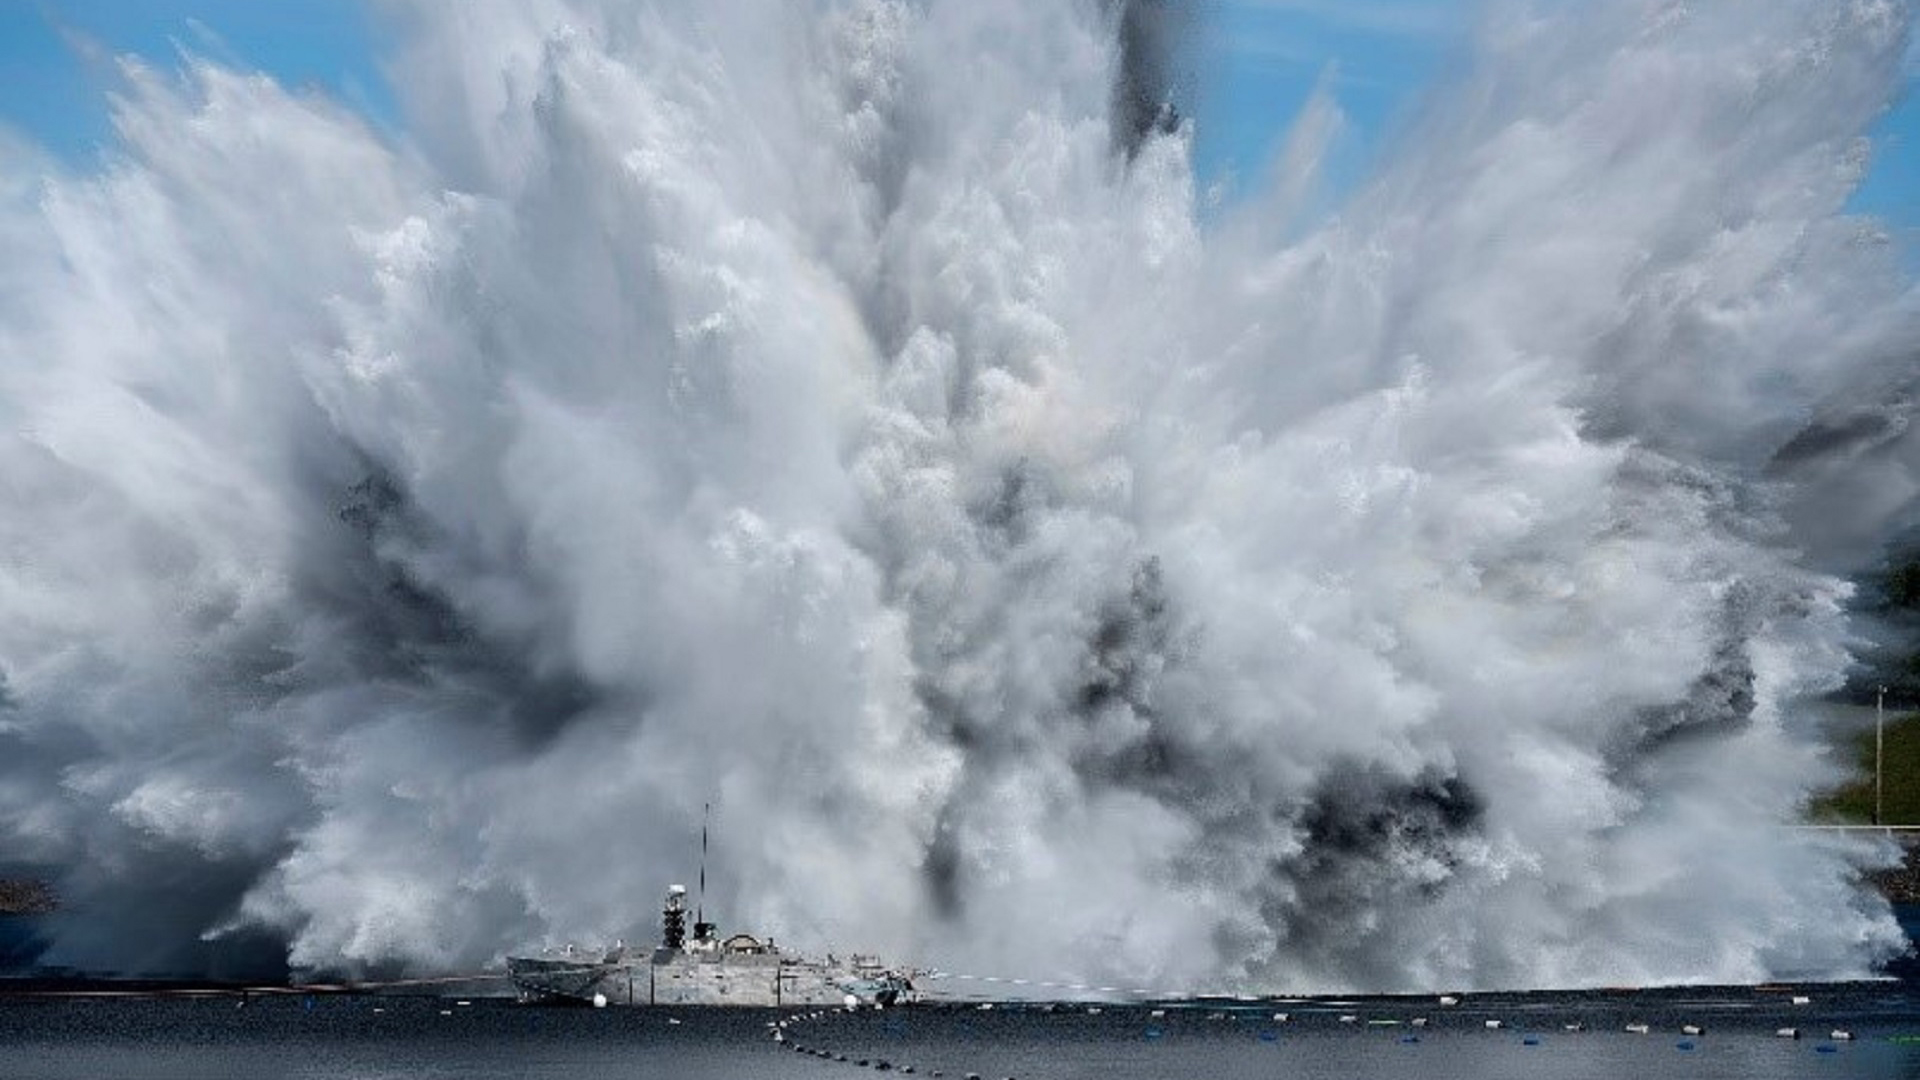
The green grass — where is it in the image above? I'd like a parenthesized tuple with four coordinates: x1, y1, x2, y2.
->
(1811, 712, 1920, 826)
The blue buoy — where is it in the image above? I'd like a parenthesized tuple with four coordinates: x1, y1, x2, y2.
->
(1144, 1026, 1164, 1040)
(1815, 1044, 1839, 1054)
(1522, 1036, 1540, 1046)
(1676, 1041, 1696, 1051)
(1400, 1035, 1420, 1044)
(1258, 1030, 1279, 1042)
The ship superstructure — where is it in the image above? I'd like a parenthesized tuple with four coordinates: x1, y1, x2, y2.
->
(506, 885, 916, 1007)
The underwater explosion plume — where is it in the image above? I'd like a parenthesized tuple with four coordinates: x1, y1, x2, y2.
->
(1, 0, 1918, 991)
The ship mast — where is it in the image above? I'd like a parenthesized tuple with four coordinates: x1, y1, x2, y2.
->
(693, 802, 716, 943)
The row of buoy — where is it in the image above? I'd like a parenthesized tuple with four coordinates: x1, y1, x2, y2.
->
(775, 1001, 964, 1079)
(773, 996, 1868, 1076)
(1772, 1027, 1853, 1041)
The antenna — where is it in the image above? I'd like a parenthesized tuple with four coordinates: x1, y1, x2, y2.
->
(698, 801, 710, 927)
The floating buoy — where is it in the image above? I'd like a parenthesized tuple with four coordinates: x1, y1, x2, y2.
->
(1562, 1023, 1584, 1033)
(1831, 1030, 1854, 1041)
(1681, 1024, 1703, 1036)
(1775, 1028, 1799, 1039)
(1144, 1026, 1164, 1040)
(1521, 1035, 1540, 1046)
(1484, 1020, 1503, 1030)
(456, 1000, 471, 1007)
(1410, 1018, 1428, 1028)
(666, 1017, 680, 1025)
(1792, 996, 1812, 1006)
(1272, 1012, 1290, 1022)
(1339, 1014, 1359, 1024)
(1438, 995, 1459, 1006)
(592, 994, 607, 1009)
(1815, 1044, 1839, 1054)
(1149, 1009, 1166, 1019)
(439, 1010, 453, 1017)
(1676, 1040, 1696, 1051)
(1400, 1035, 1420, 1044)
(1624, 1023, 1650, 1034)
(1258, 1030, 1279, 1042)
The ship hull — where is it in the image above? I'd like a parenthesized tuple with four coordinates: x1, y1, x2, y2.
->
(506, 953, 911, 1008)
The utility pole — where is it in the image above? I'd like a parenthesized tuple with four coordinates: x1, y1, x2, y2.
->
(1876, 685, 1887, 827)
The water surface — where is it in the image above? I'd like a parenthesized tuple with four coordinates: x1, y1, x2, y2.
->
(7, 983, 1920, 1080)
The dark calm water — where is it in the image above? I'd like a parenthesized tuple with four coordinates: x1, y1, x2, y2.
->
(6, 985, 1920, 1080)
(3, 907, 1918, 1080)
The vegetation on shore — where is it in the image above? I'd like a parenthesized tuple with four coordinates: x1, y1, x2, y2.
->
(1811, 712, 1920, 827)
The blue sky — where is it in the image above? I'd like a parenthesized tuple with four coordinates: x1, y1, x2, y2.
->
(1, 0, 1915, 234)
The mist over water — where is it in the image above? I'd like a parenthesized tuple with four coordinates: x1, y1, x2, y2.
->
(1, 0, 1917, 992)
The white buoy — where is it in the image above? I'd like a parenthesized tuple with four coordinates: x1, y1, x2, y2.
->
(847, 995, 862, 1010)
(1410, 1018, 1428, 1028)
(1272, 1012, 1290, 1022)
(1624, 1023, 1650, 1034)
(1831, 1030, 1854, 1041)
(1149, 1009, 1166, 1019)
(1791, 996, 1812, 1006)
(1438, 995, 1459, 1006)
(1775, 1027, 1800, 1039)
(1338, 1014, 1359, 1024)
(1681, 1024, 1704, 1036)
(1562, 1023, 1584, 1033)
(592, 993, 608, 1009)
(1484, 1019, 1503, 1030)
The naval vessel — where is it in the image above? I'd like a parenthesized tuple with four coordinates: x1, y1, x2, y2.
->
(506, 884, 917, 1007)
